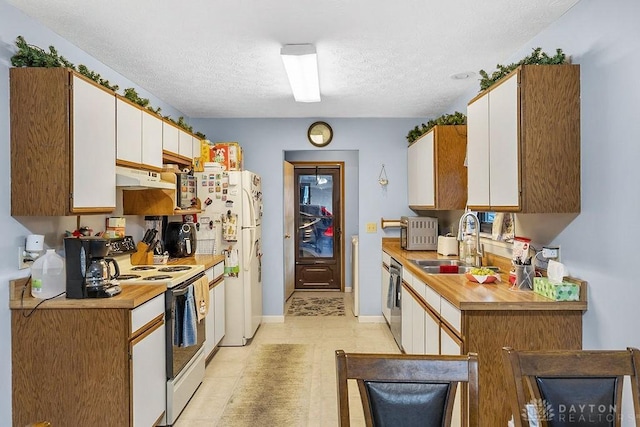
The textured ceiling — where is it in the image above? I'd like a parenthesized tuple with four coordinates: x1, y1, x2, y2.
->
(7, 0, 579, 118)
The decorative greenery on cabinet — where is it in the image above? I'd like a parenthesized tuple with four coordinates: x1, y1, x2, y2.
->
(478, 47, 568, 91)
(406, 111, 466, 145)
(10, 35, 205, 138)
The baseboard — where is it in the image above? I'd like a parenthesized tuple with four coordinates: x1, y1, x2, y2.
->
(345, 286, 352, 292)
(262, 315, 285, 323)
(357, 315, 386, 323)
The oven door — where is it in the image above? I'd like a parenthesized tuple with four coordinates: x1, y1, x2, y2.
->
(166, 275, 206, 379)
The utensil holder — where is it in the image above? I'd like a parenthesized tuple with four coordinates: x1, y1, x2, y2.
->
(130, 242, 153, 265)
(515, 264, 535, 290)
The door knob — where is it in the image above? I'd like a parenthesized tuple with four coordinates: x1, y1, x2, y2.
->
(284, 234, 291, 238)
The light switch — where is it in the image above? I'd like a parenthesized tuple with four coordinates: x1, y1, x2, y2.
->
(366, 222, 377, 233)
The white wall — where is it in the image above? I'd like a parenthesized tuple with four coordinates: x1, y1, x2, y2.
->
(191, 118, 416, 317)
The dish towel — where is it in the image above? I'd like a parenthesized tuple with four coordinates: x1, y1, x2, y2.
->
(181, 285, 198, 347)
(193, 276, 210, 322)
(387, 276, 395, 309)
(225, 249, 240, 277)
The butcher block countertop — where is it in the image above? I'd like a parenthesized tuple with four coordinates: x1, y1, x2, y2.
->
(9, 254, 225, 310)
(167, 254, 225, 270)
(9, 279, 166, 310)
(382, 239, 587, 312)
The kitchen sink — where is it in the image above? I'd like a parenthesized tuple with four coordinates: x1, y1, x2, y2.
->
(408, 259, 499, 274)
(408, 259, 462, 267)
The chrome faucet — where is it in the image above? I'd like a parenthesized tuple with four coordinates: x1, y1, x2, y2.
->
(457, 211, 484, 267)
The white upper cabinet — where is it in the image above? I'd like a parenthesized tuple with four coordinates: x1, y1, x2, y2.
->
(407, 131, 435, 207)
(116, 97, 143, 164)
(163, 121, 179, 154)
(178, 128, 194, 159)
(141, 110, 163, 169)
(72, 75, 116, 210)
(466, 95, 490, 207)
(117, 97, 163, 170)
(468, 73, 520, 208)
(488, 73, 520, 207)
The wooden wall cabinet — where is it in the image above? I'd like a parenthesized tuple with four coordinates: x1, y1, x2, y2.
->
(116, 96, 163, 171)
(407, 125, 467, 210)
(10, 67, 116, 215)
(466, 64, 581, 213)
(11, 293, 166, 427)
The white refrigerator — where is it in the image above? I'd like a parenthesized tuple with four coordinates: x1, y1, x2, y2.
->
(196, 169, 263, 346)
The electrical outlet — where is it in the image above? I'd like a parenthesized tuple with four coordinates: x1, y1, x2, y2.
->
(542, 246, 560, 261)
(18, 246, 29, 269)
(366, 222, 377, 233)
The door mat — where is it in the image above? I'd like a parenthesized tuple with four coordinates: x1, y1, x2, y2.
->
(286, 296, 345, 316)
(217, 344, 313, 426)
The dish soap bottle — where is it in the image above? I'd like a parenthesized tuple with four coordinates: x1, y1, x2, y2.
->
(31, 249, 66, 299)
(463, 234, 476, 265)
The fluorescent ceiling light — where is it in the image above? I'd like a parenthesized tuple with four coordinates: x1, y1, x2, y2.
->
(280, 44, 320, 103)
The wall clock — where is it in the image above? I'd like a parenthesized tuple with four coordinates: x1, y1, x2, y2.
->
(307, 121, 333, 147)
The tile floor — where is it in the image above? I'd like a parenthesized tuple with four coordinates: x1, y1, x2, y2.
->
(175, 291, 399, 426)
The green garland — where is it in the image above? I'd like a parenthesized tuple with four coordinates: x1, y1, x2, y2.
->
(10, 36, 205, 138)
(478, 47, 567, 91)
(406, 111, 467, 145)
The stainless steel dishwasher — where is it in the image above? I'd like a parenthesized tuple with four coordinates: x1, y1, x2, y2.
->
(388, 257, 402, 348)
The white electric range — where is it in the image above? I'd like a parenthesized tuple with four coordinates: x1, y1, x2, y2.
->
(111, 253, 206, 426)
(114, 258, 204, 288)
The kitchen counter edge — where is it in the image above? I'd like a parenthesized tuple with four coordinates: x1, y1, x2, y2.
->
(8, 254, 225, 310)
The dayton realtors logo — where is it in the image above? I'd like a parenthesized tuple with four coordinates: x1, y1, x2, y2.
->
(522, 399, 617, 424)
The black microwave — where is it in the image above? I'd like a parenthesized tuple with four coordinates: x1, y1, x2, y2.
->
(176, 173, 197, 209)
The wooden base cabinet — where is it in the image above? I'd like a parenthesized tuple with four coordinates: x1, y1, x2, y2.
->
(11, 294, 166, 427)
(383, 246, 584, 426)
(10, 67, 116, 215)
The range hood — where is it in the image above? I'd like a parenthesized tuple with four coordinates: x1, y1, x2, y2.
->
(116, 166, 175, 190)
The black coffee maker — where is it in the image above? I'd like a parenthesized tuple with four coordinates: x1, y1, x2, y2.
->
(64, 237, 121, 299)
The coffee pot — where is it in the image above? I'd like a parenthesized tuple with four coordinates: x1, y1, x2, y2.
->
(64, 237, 122, 299)
(85, 257, 120, 289)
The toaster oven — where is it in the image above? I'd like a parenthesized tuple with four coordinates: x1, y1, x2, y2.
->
(400, 216, 438, 250)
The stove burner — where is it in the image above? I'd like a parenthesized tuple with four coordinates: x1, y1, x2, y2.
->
(132, 266, 156, 271)
(158, 266, 192, 272)
(143, 275, 172, 281)
(117, 274, 142, 280)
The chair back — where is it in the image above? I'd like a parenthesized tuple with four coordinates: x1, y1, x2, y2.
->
(335, 350, 479, 427)
(502, 347, 640, 427)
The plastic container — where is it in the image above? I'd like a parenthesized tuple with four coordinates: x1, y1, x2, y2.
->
(31, 249, 66, 299)
(463, 234, 475, 265)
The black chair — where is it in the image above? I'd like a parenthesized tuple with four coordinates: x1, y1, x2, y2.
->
(335, 349, 479, 427)
(502, 346, 640, 427)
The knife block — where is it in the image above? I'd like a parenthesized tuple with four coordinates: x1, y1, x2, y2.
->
(130, 242, 153, 265)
